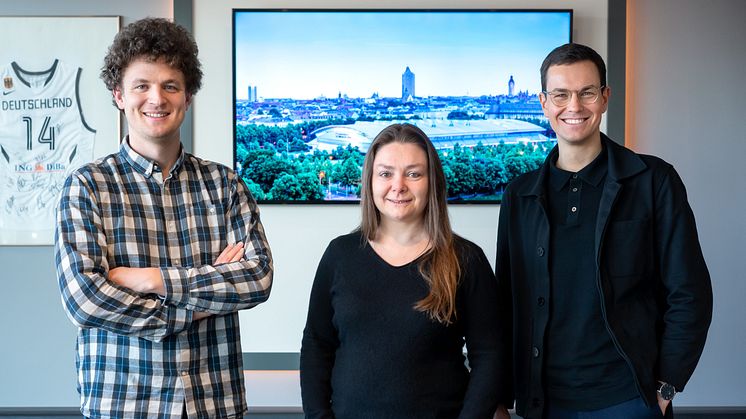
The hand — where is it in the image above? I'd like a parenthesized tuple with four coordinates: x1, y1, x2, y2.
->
(215, 242, 245, 265)
(656, 392, 671, 416)
(493, 405, 511, 419)
(110, 267, 213, 321)
(192, 311, 212, 320)
(108, 267, 165, 295)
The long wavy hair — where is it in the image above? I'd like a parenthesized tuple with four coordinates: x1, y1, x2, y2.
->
(360, 123, 460, 325)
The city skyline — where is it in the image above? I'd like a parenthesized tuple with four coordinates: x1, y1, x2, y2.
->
(239, 70, 537, 102)
(234, 10, 571, 100)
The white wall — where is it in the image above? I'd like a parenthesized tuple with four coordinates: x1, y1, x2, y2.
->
(0, 0, 739, 411)
(192, 0, 607, 356)
(626, 0, 746, 406)
(192, 0, 607, 409)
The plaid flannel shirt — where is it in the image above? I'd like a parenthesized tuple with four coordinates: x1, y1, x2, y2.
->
(55, 139, 273, 419)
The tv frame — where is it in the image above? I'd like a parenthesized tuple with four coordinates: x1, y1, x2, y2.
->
(232, 8, 573, 204)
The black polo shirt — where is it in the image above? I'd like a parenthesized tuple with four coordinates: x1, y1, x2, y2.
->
(544, 146, 638, 410)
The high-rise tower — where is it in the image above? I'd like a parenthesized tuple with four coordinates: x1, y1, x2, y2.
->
(402, 66, 415, 100)
(247, 85, 258, 102)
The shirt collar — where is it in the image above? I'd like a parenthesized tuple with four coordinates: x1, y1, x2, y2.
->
(119, 136, 186, 178)
(549, 143, 608, 191)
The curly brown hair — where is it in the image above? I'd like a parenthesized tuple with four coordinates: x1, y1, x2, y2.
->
(100, 18, 203, 106)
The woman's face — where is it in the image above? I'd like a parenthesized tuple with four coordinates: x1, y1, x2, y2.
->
(370, 142, 429, 227)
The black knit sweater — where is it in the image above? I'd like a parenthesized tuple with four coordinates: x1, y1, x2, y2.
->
(300, 232, 509, 419)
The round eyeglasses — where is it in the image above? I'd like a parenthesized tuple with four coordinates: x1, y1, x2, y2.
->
(542, 86, 605, 107)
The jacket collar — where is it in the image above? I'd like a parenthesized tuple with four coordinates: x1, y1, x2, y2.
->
(519, 133, 647, 198)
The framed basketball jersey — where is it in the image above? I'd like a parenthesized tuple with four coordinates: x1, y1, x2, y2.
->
(0, 16, 119, 245)
(0, 60, 95, 237)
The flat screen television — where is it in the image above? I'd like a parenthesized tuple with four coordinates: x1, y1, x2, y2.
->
(233, 9, 572, 203)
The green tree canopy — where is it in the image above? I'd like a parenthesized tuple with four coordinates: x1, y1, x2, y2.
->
(269, 172, 325, 201)
(247, 153, 296, 192)
(333, 157, 362, 188)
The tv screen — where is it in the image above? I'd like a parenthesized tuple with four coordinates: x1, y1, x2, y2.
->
(233, 9, 572, 203)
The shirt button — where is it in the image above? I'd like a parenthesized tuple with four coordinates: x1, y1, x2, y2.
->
(536, 246, 545, 257)
(571, 206, 577, 212)
(532, 347, 540, 358)
(181, 371, 188, 376)
(572, 187, 578, 192)
(572, 174, 578, 179)
(537, 297, 545, 307)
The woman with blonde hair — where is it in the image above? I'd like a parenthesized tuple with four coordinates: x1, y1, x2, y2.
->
(300, 123, 511, 418)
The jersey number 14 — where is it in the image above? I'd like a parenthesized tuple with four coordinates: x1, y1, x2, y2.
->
(23, 116, 56, 151)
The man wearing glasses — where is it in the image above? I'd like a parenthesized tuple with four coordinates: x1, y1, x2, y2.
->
(495, 43, 712, 418)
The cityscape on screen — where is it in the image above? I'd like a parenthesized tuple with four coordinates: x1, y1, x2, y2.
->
(233, 10, 572, 203)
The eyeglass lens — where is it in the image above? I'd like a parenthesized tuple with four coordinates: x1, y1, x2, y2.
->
(548, 87, 601, 106)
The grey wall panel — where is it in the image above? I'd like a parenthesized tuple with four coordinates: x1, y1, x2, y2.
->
(626, 0, 746, 406)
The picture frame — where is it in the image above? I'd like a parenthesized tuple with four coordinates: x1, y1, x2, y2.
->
(0, 16, 120, 245)
(233, 9, 572, 205)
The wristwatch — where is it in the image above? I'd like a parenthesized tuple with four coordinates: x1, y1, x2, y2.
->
(657, 381, 676, 401)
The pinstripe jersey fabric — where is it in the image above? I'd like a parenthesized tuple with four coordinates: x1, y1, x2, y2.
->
(55, 139, 273, 419)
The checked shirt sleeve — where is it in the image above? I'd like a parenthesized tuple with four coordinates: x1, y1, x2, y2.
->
(160, 172, 273, 314)
(55, 173, 192, 342)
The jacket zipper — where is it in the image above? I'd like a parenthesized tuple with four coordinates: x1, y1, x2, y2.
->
(595, 216, 647, 405)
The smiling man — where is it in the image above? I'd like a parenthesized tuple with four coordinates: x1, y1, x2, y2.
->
(55, 18, 273, 418)
(495, 43, 712, 419)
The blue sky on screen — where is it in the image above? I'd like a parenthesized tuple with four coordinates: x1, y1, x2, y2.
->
(234, 11, 570, 100)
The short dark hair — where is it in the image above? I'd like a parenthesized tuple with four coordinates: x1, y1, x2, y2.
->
(100, 18, 203, 105)
(540, 43, 606, 91)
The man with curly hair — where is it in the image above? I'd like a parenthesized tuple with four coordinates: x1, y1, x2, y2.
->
(55, 18, 273, 418)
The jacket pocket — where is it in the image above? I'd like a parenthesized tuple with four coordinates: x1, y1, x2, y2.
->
(605, 218, 652, 277)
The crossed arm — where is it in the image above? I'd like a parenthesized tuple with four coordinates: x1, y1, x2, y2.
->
(56, 171, 273, 342)
(108, 242, 247, 320)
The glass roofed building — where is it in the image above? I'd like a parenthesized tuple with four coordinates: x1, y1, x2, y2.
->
(306, 119, 550, 154)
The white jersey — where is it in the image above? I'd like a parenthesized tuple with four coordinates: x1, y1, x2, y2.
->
(0, 59, 95, 233)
